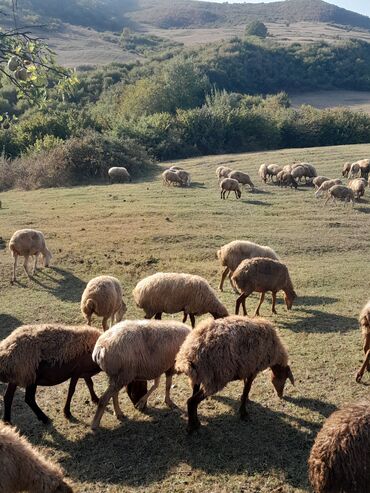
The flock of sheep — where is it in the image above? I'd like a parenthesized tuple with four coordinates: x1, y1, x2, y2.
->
(1, 156, 370, 493)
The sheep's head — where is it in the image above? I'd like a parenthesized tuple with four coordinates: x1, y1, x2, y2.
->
(117, 300, 127, 321)
(43, 247, 53, 267)
(284, 290, 296, 310)
(270, 364, 294, 398)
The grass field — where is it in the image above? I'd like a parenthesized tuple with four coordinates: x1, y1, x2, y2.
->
(1, 143, 370, 492)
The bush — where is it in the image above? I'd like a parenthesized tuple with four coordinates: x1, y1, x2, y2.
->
(245, 21, 268, 38)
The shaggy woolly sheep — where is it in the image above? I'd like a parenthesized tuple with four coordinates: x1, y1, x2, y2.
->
(266, 164, 282, 182)
(276, 170, 298, 189)
(133, 272, 229, 328)
(216, 166, 233, 180)
(228, 170, 254, 190)
(81, 275, 127, 331)
(313, 176, 329, 189)
(162, 169, 183, 187)
(108, 167, 131, 183)
(176, 315, 294, 433)
(220, 178, 242, 199)
(258, 163, 268, 183)
(314, 179, 342, 198)
(232, 257, 296, 316)
(348, 178, 367, 199)
(176, 169, 191, 187)
(217, 240, 279, 292)
(0, 324, 101, 423)
(324, 185, 355, 206)
(308, 401, 370, 493)
(91, 320, 191, 429)
(9, 229, 52, 283)
(0, 423, 73, 493)
(342, 162, 351, 177)
(356, 300, 370, 383)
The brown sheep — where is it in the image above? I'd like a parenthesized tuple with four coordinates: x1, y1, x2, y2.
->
(324, 185, 355, 206)
(228, 170, 254, 190)
(356, 300, 370, 383)
(232, 257, 296, 316)
(276, 170, 298, 189)
(342, 162, 351, 177)
(308, 401, 370, 493)
(220, 178, 242, 199)
(176, 315, 294, 433)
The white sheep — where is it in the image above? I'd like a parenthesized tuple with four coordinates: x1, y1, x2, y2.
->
(176, 170, 191, 187)
(220, 178, 241, 199)
(9, 229, 52, 283)
(91, 319, 191, 430)
(348, 178, 367, 199)
(228, 170, 254, 190)
(216, 166, 233, 180)
(162, 169, 183, 187)
(266, 164, 282, 182)
(108, 167, 131, 183)
(314, 179, 342, 198)
(81, 275, 127, 331)
(349, 159, 370, 179)
(258, 164, 268, 183)
(324, 185, 355, 206)
(313, 176, 329, 189)
(133, 272, 229, 328)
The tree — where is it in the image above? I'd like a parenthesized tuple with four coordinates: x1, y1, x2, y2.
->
(245, 21, 268, 38)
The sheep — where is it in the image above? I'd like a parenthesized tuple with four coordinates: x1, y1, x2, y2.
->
(291, 163, 317, 184)
(108, 167, 131, 183)
(220, 178, 241, 199)
(356, 300, 370, 383)
(228, 170, 254, 190)
(0, 324, 101, 423)
(176, 169, 191, 187)
(349, 159, 370, 179)
(308, 401, 370, 493)
(217, 240, 279, 293)
(313, 176, 329, 189)
(291, 165, 307, 182)
(342, 162, 351, 177)
(81, 275, 127, 331)
(314, 179, 342, 198)
(162, 169, 183, 187)
(266, 164, 282, 182)
(300, 162, 317, 179)
(324, 185, 355, 207)
(133, 272, 229, 328)
(258, 163, 268, 183)
(348, 178, 367, 199)
(175, 315, 294, 433)
(0, 423, 73, 493)
(282, 164, 293, 173)
(9, 229, 52, 283)
(232, 257, 296, 316)
(276, 170, 298, 189)
(91, 320, 191, 430)
(216, 166, 233, 180)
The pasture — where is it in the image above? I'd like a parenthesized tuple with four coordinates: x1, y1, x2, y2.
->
(0, 143, 370, 492)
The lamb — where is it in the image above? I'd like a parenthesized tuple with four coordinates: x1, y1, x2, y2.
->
(220, 178, 242, 199)
(324, 185, 355, 206)
(266, 164, 282, 182)
(232, 257, 296, 316)
(9, 229, 52, 283)
(133, 272, 229, 328)
(81, 275, 127, 331)
(308, 401, 370, 493)
(162, 169, 183, 187)
(228, 170, 254, 190)
(342, 162, 351, 177)
(91, 320, 191, 430)
(0, 324, 101, 423)
(0, 423, 73, 493)
(216, 166, 233, 180)
(175, 315, 294, 433)
(176, 169, 191, 187)
(348, 178, 367, 199)
(217, 240, 279, 292)
(313, 176, 329, 189)
(276, 170, 298, 189)
(355, 300, 370, 383)
(314, 179, 342, 198)
(108, 167, 131, 183)
(258, 163, 268, 183)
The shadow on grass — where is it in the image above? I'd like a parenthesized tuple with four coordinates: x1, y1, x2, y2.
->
(282, 308, 357, 333)
(190, 181, 207, 189)
(356, 206, 370, 214)
(250, 188, 273, 195)
(297, 295, 338, 307)
(0, 314, 23, 338)
(30, 266, 85, 303)
(241, 199, 272, 206)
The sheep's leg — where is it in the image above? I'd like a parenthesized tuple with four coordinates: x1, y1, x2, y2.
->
(239, 373, 256, 421)
(135, 377, 161, 411)
(91, 381, 122, 430)
(25, 384, 50, 424)
(271, 292, 277, 314)
(102, 317, 109, 332)
(32, 253, 39, 275)
(165, 368, 177, 409)
(220, 190, 223, 199)
(324, 194, 331, 206)
(189, 314, 196, 328)
(84, 376, 99, 404)
(219, 267, 229, 292)
(182, 312, 188, 323)
(227, 191, 231, 198)
(3, 383, 17, 423)
(229, 272, 239, 294)
(11, 253, 18, 283)
(356, 350, 370, 383)
(236, 293, 249, 315)
(187, 384, 206, 434)
(112, 392, 125, 421)
(154, 313, 162, 320)
(23, 256, 31, 278)
(254, 292, 265, 317)
(63, 376, 78, 419)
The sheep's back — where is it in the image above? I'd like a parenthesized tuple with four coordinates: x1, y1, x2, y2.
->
(219, 241, 279, 272)
(233, 257, 288, 291)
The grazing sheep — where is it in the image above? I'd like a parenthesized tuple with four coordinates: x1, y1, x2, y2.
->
(9, 229, 52, 283)
(342, 162, 351, 177)
(258, 163, 268, 183)
(356, 300, 370, 383)
(300, 162, 317, 179)
(220, 178, 242, 199)
(133, 272, 229, 328)
(232, 257, 296, 316)
(176, 169, 191, 187)
(282, 164, 293, 173)
(0, 324, 101, 423)
(348, 178, 367, 199)
(308, 401, 370, 493)
(91, 320, 191, 429)
(291, 163, 317, 184)
(315, 179, 342, 198)
(276, 170, 298, 189)
(324, 185, 355, 206)
(81, 275, 127, 331)
(108, 167, 131, 183)
(349, 159, 370, 179)
(291, 165, 307, 182)
(176, 315, 294, 433)
(216, 166, 233, 181)
(162, 169, 183, 187)
(266, 164, 282, 182)
(0, 423, 73, 493)
(228, 170, 254, 190)
(313, 176, 329, 189)
(217, 240, 279, 292)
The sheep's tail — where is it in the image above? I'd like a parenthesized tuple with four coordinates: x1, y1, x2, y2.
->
(92, 344, 106, 370)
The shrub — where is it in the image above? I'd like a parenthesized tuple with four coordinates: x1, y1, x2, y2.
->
(245, 21, 268, 38)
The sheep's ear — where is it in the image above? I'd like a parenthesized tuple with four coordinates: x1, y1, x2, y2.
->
(287, 366, 295, 386)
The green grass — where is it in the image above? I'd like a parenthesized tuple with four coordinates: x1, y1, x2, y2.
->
(1, 143, 370, 492)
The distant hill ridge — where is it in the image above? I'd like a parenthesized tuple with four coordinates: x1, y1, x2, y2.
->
(1, 0, 370, 31)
